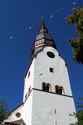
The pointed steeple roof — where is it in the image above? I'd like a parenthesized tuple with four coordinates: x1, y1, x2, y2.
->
(31, 18, 57, 56)
(36, 20, 53, 41)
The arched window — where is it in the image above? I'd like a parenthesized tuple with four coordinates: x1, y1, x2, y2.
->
(55, 86, 63, 95)
(42, 83, 51, 92)
(55, 86, 59, 94)
(42, 83, 46, 91)
(46, 84, 50, 92)
(59, 86, 63, 95)
(59, 87, 62, 95)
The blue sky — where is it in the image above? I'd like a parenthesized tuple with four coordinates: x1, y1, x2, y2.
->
(0, 0, 83, 111)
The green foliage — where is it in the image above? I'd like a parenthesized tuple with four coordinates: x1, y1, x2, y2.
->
(0, 100, 10, 123)
(73, 98, 83, 125)
(65, 7, 83, 64)
(76, 111, 83, 125)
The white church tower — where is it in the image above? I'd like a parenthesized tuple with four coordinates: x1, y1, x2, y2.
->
(5, 20, 77, 125)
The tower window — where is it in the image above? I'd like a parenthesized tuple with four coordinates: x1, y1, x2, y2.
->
(28, 86, 31, 96)
(58, 87, 63, 95)
(55, 86, 63, 95)
(49, 68, 54, 72)
(25, 86, 31, 102)
(42, 83, 51, 92)
(55, 86, 59, 94)
(42, 83, 46, 91)
(47, 51, 55, 58)
(46, 84, 50, 92)
(25, 93, 28, 101)
(28, 71, 30, 78)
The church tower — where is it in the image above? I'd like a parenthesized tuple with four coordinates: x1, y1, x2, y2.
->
(5, 21, 77, 125)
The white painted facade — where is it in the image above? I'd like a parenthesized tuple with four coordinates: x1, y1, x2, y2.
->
(5, 23, 77, 125)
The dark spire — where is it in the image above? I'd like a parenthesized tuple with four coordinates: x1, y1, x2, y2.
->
(39, 16, 48, 33)
(31, 17, 57, 57)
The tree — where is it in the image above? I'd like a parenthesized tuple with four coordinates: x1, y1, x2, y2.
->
(71, 98, 83, 125)
(0, 100, 10, 123)
(76, 98, 83, 125)
(65, 7, 83, 64)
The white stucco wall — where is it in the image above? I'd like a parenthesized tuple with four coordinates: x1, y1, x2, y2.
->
(24, 46, 73, 98)
(22, 46, 77, 125)
(31, 90, 77, 125)
(23, 59, 35, 102)
(22, 92, 33, 125)
(33, 46, 72, 96)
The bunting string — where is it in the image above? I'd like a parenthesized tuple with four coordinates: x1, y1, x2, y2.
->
(7, 0, 82, 40)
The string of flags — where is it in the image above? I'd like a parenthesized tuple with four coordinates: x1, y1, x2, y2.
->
(9, 0, 81, 40)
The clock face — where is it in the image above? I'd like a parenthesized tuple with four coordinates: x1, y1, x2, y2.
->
(47, 51, 55, 58)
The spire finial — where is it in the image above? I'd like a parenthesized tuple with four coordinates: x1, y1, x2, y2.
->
(39, 15, 48, 33)
(41, 15, 44, 25)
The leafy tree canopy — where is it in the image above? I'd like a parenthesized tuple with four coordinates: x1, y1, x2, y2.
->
(76, 98, 83, 125)
(73, 98, 83, 125)
(0, 100, 10, 123)
(66, 7, 83, 64)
